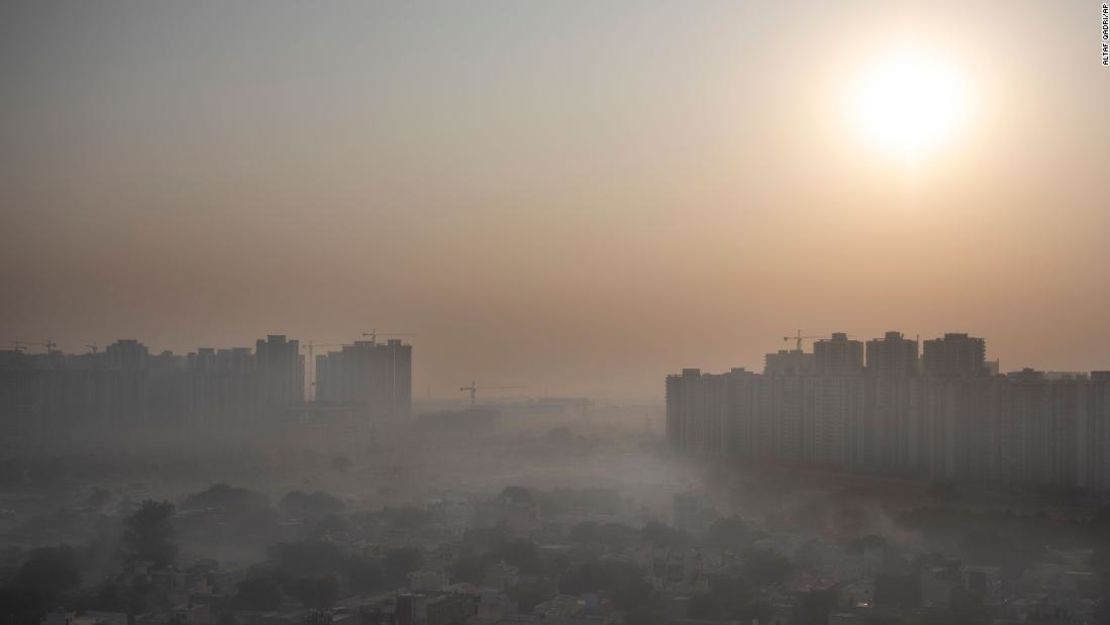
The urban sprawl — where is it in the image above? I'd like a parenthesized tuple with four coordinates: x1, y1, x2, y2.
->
(667, 332, 1110, 490)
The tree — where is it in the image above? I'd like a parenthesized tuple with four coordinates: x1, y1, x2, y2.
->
(280, 491, 346, 519)
(943, 588, 990, 625)
(498, 486, 535, 506)
(961, 529, 1038, 575)
(508, 579, 558, 613)
(384, 547, 422, 588)
(124, 500, 177, 568)
(1093, 594, 1110, 625)
(16, 546, 82, 600)
(268, 540, 345, 577)
(875, 573, 918, 608)
(236, 573, 285, 611)
(740, 549, 793, 587)
(847, 534, 887, 555)
(379, 506, 435, 531)
(794, 588, 837, 625)
(687, 593, 718, 619)
(570, 521, 637, 551)
(449, 553, 483, 584)
(343, 556, 384, 594)
(493, 539, 541, 574)
(0, 545, 83, 619)
(623, 605, 669, 625)
(1092, 543, 1110, 579)
(80, 580, 150, 615)
(688, 574, 770, 623)
(794, 539, 822, 569)
(547, 427, 573, 445)
(703, 516, 752, 551)
(289, 576, 339, 610)
(640, 522, 690, 549)
(84, 487, 112, 510)
(182, 484, 268, 515)
(304, 514, 350, 540)
(559, 559, 654, 611)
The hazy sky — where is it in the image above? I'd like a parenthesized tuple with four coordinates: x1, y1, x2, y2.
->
(2, 1, 1108, 398)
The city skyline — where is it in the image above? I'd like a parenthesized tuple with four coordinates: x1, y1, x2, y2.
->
(3, 4, 1110, 624)
(3, 1, 1109, 398)
(667, 330, 1110, 490)
(2, 333, 417, 394)
(4, 327, 1105, 400)
(0, 333, 414, 451)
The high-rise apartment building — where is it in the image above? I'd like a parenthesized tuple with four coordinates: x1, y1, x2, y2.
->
(764, 350, 815, 376)
(865, 331, 919, 377)
(315, 339, 412, 418)
(922, 333, 988, 377)
(0, 334, 327, 445)
(814, 332, 864, 376)
(667, 332, 1110, 490)
(255, 335, 304, 416)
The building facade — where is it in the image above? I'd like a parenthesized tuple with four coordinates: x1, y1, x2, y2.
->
(667, 332, 1110, 490)
(0, 335, 316, 445)
(314, 338, 412, 418)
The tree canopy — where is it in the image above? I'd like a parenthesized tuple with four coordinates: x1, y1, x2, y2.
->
(124, 499, 177, 568)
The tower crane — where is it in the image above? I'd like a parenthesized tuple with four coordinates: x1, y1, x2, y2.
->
(361, 329, 416, 344)
(301, 340, 348, 360)
(300, 341, 348, 399)
(12, 340, 58, 353)
(459, 382, 524, 407)
(783, 330, 821, 352)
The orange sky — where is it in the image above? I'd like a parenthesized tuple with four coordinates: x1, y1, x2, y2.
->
(2, 1, 1108, 398)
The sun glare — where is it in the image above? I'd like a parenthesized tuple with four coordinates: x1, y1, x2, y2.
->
(848, 48, 971, 163)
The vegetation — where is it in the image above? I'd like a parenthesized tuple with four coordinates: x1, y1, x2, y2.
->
(0, 546, 82, 625)
(123, 500, 177, 567)
(279, 490, 346, 519)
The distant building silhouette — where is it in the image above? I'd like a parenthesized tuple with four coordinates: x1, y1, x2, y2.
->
(667, 331, 1110, 490)
(922, 332, 988, 377)
(0, 333, 417, 446)
(764, 350, 815, 376)
(189, 347, 256, 428)
(866, 331, 919, 377)
(814, 332, 864, 375)
(255, 335, 304, 414)
(106, 339, 147, 370)
(315, 339, 412, 418)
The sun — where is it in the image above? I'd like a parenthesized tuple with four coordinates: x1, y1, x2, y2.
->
(847, 48, 971, 163)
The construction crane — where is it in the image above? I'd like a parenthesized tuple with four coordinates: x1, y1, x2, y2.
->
(301, 341, 347, 359)
(459, 382, 524, 407)
(783, 330, 821, 352)
(361, 329, 416, 344)
(301, 340, 349, 368)
(12, 340, 58, 353)
(300, 341, 348, 399)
